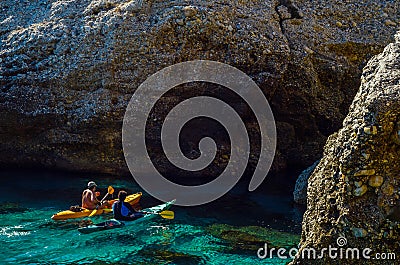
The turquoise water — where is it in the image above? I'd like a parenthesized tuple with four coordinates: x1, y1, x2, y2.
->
(0, 169, 302, 264)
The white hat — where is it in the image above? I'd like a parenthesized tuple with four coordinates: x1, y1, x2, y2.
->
(87, 181, 97, 188)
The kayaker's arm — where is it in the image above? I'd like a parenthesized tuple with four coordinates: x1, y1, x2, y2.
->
(92, 191, 107, 205)
(124, 202, 138, 214)
(90, 193, 100, 206)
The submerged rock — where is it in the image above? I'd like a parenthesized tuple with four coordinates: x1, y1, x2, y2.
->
(292, 32, 400, 264)
(136, 246, 204, 264)
(0, 202, 28, 214)
(0, 1, 398, 176)
(207, 223, 300, 251)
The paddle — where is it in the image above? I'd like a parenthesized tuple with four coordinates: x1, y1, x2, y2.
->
(158, 210, 174, 219)
(141, 210, 174, 220)
(88, 186, 114, 217)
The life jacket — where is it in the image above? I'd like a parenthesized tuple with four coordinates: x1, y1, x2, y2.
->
(112, 201, 131, 218)
(120, 202, 129, 216)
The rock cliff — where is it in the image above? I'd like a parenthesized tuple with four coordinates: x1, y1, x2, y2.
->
(0, 0, 398, 175)
(293, 32, 400, 264)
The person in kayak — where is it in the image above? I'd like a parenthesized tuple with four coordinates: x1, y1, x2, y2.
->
(113, 190, 144, 221)
(82, 181, 107, 210)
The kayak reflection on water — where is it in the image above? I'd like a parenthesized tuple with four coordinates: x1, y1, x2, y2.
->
(112, 191, 144, 221)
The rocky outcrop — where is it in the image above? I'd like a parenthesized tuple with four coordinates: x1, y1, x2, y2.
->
(0, 0, 398, 175)
(292, 33, 400, 264)
(293, 160, 319, 205)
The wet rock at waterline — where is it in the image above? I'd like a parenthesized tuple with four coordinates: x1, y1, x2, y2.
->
(292, 33, 400, 264)
(0, 1, 398, 176)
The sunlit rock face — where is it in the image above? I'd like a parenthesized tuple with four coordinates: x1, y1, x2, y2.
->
(292, 32, 400, 264)
(0, 0, 398, 176)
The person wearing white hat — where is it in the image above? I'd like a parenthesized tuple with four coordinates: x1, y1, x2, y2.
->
(82, 181, 107, 210)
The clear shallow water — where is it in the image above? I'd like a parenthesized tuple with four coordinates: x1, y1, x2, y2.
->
(0, 169, 303, 264)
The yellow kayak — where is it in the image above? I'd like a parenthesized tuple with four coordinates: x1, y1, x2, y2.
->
(51, 192, 142, 220)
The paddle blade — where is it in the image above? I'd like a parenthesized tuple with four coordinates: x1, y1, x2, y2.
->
(108, 186, 114, 195)
(88, 209, 98, 217)
(159, 210, 174, 220)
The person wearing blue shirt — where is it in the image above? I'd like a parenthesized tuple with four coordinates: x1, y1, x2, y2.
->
(112, 190, 144, 221)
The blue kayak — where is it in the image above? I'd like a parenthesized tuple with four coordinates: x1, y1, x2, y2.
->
(78, 200, 175, 234)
